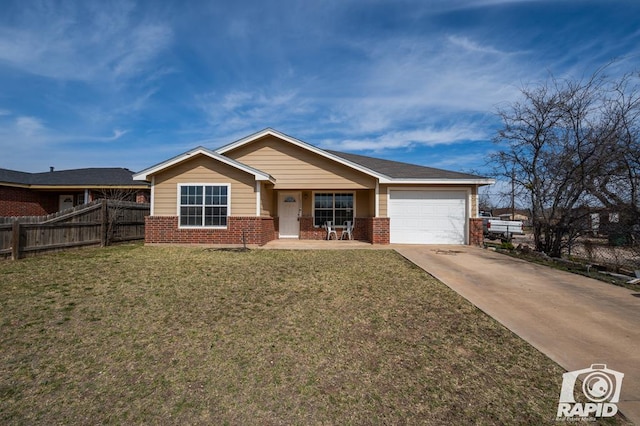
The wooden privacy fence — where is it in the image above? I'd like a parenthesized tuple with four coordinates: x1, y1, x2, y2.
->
(0, 200, 150, 260)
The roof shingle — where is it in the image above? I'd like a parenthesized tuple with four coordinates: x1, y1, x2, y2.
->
(326, 150, 488, 180)
(0, 168, 148, 186)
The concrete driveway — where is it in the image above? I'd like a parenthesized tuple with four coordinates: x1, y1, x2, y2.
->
(394, 245, 640, 424)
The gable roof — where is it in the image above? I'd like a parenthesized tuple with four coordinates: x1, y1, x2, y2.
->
(216, 128, 389, 181)
(216, 128, 493, 185)
(326, 150, 488, 181)
(0, 167, 149, 188)
(133, 128, 494, 185)
(133, 146, 275, 182)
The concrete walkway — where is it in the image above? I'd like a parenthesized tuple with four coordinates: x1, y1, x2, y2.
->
(260, 239, 384, 250)
(394, 245, 640, 424)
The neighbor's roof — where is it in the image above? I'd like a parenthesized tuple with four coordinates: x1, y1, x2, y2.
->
(326, 150, 489, 181)
(0, 167, 149, 187)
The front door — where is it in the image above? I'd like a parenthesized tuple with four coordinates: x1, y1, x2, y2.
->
(59, 195, 74, 211)
(278, 192, 301, 238)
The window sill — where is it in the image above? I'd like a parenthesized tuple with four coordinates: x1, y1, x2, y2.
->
(178, 226, 228, 230)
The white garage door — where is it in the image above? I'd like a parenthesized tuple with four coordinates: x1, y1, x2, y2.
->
(389, 190, 468, 244)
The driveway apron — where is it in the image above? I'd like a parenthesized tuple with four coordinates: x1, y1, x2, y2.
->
(394, 245, 640, 424)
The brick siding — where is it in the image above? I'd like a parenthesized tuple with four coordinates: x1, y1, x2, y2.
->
(298, 216, 389, 243)
(299, 216, 326, 240)
(0, 186, 57, 216)
(469, 217, 484, 246)
(145, 216, 276, 245)
(144, 214, 400, 245)
(370, 217, 390, 244)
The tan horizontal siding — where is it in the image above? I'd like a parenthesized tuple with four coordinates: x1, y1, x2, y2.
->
(471, 186, 478, 217)
(355, 189, 372, 217)
(153, 155, 256, 216)
(261, 183, 275, 216)
(379, 184, 389, 217)
(226, 136, 376, 189)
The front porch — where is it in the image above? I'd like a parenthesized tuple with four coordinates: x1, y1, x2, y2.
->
(260, 238, 380, 250)
(271, 188, 385, 243)
(295, 216, 389, 244)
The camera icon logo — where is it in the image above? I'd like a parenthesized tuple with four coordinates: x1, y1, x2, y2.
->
(557, 364, 624, 419)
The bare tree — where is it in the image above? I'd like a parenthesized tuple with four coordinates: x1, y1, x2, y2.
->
(96, 188, 140, 245)
(584, 72, 640, 248)
(491, 68, 640, 257)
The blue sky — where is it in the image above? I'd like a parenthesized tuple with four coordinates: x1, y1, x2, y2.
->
(1, 0, 639, 194)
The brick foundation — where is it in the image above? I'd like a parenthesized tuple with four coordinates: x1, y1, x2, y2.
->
(469, 217, 483, 246)
(298, 216, 389, 243)
(145, 215, 394, 245)
(299, 216, 327, 240)
(145, 216, 276, 245)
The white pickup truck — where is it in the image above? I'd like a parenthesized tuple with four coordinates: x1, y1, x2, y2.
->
(479, 212, 524, 241)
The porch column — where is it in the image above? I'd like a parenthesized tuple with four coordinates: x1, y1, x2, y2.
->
(375, 181, 380, 217)
(255, 181, 261, 216)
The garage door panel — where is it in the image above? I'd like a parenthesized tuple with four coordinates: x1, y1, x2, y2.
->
(389, 190, 467, 244)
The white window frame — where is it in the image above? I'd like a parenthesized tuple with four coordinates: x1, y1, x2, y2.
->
(312, 191, 356, 227)
(177, 183, 231, 229)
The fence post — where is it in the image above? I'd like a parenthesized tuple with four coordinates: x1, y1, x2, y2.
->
(11, 220, 21, 260)
(101, 200, 108, 247)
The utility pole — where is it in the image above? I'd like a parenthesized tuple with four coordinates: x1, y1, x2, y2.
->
(511, 167, 516, 220)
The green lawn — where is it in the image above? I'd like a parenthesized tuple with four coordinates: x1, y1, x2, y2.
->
(0, 244, 627, 424)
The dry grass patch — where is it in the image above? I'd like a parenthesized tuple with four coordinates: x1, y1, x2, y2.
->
(0, 244, 627, 425)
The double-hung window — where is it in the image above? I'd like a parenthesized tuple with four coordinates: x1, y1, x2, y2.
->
(179, 184, 229, 227)
(314, 193, 354, 226)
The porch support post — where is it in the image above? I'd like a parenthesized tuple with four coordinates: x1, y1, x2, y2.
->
(255, 181, 261, 216)
(150, 176, 155, 216)
(375, 181, 380, 217)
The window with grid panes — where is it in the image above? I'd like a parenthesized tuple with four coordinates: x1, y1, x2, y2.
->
(314, 193, 353, 226)
(179, 184, 229, 227)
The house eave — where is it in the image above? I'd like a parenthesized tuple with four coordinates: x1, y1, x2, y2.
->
(29, 184, 150, 190)
(1, 182, 149, 190)
(0, 181, 31, 188)
(133, 147, 276, 183)
(379, 178, 496, 185)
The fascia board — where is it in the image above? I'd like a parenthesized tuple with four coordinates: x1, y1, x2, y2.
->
(0, 181, 31, 188)
(133, 147, 275, 183)
(379, 178, 496, 185)
(30, 184, 150, 190)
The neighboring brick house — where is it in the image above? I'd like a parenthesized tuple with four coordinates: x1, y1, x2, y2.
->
(0, 167, 150, 217)
(134, 128, 494, 245)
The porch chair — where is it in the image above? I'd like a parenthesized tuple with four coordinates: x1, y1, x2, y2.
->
(325, 221, 338, 240)
(341, 220, 354, 240)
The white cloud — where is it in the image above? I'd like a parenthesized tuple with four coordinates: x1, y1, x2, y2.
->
(110, 24, 173, 78)
(190, 30, 522, 153)
(0, 115, 53, 170)
(15, 116, 45, 137)
(320, 125, 489, 152)
(197, 89, 310, 134)
(285, 32, 526, 149)
(447, 35, 506, 55)
(0, 2, 173, 83)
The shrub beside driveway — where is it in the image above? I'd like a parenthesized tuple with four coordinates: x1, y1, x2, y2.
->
(0, 244, 628, 424)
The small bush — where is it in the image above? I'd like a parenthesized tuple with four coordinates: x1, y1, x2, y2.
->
(500, 241, 515, 250)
